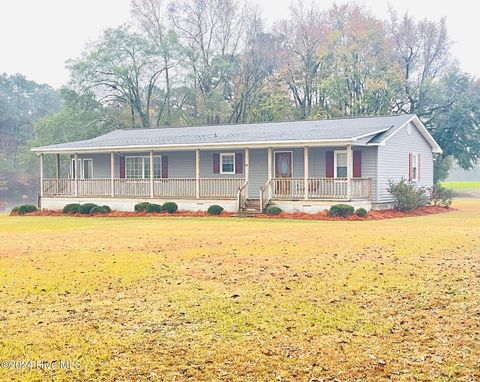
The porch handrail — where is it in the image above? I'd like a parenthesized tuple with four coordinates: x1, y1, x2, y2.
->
(237, 180, 248, 212)
(260, 179, 272, 212)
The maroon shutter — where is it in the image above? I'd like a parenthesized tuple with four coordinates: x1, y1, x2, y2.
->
(119, 156, 125, 178)
(326, 151, 334, 178)
(408, 153, 413, 180)
(213, 153, 220, 174)
(72, 157, 76, 178)
(417, 153, 421, 181)
(162, 156, 168, 178)
(353, 151, 362, 177)
(235, 153, 243, 174)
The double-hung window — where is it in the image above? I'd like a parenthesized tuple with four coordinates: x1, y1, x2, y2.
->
(220, 153, 235, 174)
(125, 156, 162, 179)
(411, 153, 419, 181)
(71, 158, 93, 179)
(334, 151, 347, 178)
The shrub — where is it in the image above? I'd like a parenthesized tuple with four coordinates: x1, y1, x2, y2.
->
(134, 202, 151, 212)
(90, 206, 106, 214)
(207, 205, 224, 215)
(78, 203, 99, 215)
(431, 183, 453, 207)
(102, 205, 112, 213)
(17, 204, 38, 215)
(11, 206, 19, 213)
(63, 203, 81, 214)
(145, 203, 162, 213)
(355, 207, 368, 217)
(266, 206, 282, 215)
(162, 202, 178, 214)
(387, 179, 430, 211)
(329, 204, 355, 218)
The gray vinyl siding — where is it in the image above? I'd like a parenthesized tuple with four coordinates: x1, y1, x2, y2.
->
(376, 122, 434, 203)
(199, 150, 244, 178)
(249, 149, 267, 198)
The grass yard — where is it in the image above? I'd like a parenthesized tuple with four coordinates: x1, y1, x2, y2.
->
(442, 181, 480, 190)
(0, 200, 479, 381)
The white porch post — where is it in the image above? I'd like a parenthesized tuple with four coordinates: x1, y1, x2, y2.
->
(149, 150, 154, 198)
(74, 153, 79, 197)
(347, 144, 353, 200)
(304, 146, 309, 200)
(267, 147, 273, 199)
(195, 149, 200, 199)
(55, 154, 60, 179)
(110, 152, 115, 197)
(244, 148, 249, 193)
(39, 154, 44, 197)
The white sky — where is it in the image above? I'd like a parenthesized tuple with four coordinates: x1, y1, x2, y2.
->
(0, 0, 478, 88)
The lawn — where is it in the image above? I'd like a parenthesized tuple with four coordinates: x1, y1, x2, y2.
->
(0, 200, 479, 381)
(442, 181, 480, 190)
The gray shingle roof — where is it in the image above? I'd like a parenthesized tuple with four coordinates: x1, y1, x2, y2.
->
(32, 114, 416, 153)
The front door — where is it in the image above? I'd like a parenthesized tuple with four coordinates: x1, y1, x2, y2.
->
(275, 152, 292, 196)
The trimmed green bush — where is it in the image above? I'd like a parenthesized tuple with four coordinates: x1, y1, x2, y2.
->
(145, 203, 162, 213)
(134, 202, 151, 212)
(329, 204, 355, 218)
(11, 206, 19, 213)
(355, 207, 368, 217)
(17, 204, 38, 215)
(90, 206, 106, 214)
(79, 203, 99, 215)
(431, 183, 453, 207)
(63, 203, 81, 214)
(102, 205, 112, 213)
(266, 206, 282, 215)
(207, 205, 224, 215)
(162, 202, 178, 214)
(387, 179, 430, 211)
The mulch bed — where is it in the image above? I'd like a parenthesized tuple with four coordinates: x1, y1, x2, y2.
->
(10, 205, 453, 221)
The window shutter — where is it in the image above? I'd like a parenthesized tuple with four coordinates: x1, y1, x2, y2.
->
(235, 153, 243, 174)
(120, 156, 125, 178)
(162, 156, 168, 178)
(408, 153, 413, 180)
(72, 158, 76, 179)
(326, 151, 334, 178)
(417, 153, 421, 181)
(213, 153, 220, 174)
(353, 151, 362, 178)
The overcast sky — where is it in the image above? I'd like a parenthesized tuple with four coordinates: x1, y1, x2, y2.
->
(0, 0, 478, 88)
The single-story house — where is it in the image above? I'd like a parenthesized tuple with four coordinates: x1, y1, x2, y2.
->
(31, 114, 442, 213)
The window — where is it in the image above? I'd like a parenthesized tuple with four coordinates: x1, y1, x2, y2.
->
(220, 153, 235, 174)
(126, 156, 162, 179)
(411, 153, 419, 181)
(334, 151, 347, 178)
(71, 158, 93, 179)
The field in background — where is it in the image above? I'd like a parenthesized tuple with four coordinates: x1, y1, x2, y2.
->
(442, 181, 480, 198)
(0, 200, 479, 381)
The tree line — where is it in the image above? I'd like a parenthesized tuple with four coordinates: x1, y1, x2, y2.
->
(1, 0, 479, 203)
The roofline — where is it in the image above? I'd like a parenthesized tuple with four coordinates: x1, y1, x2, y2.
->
(31, 138, 373, 154)
(366, 115, 443, 153)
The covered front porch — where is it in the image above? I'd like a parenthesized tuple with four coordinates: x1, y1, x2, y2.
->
(38, 144, 372, 212)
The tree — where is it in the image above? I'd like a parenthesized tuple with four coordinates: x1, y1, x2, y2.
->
(168, 0, 247, 123)
(69, 25, 167, 128)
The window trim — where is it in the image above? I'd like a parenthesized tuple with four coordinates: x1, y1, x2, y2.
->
(333, 150, 347, 178)
(219, 152, 236, 174)
(125, 155, 162, 179)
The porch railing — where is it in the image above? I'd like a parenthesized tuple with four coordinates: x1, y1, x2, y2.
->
(266, 177, 371, 200)
(43, 178, 245, 199)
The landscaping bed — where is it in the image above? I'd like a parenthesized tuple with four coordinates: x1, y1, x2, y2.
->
(10, 205, 453, 220)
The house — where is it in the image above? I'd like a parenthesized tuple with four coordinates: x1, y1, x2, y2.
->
(31, 114, 442, 213)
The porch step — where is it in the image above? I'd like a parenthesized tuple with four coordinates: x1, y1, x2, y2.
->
(238, 198, 262, 217)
